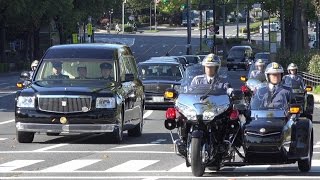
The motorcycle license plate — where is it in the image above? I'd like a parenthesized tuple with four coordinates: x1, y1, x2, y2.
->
(153, 97, 164, 102)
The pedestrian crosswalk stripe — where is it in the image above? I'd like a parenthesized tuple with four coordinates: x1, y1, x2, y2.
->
(41, 160, 101, 172)
(0, 160, 43, 172)
(105, 160, 159, 172)
(168, 162, 190, 172)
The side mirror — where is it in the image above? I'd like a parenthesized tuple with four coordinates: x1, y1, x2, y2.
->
(164, 88, 178, 100)
(123, 73, 135, 82)
(305, 85, 313, 92)
(20, 71, 30, 80)
(240, 76, 247, 82)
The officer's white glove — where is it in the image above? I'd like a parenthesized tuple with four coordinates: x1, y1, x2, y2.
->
(227, 88, 234, 96)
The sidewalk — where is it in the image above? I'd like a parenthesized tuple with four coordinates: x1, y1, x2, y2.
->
(311, 93, 320, 104)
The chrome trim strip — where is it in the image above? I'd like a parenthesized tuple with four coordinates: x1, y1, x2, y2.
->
(246, 131, 281, 137)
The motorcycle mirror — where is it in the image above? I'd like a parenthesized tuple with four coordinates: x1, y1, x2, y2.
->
(164, 88, 178, 99)
(240, 76, 247, 82)
(20, 71, 30, 79)
(305, 86, 313, 92)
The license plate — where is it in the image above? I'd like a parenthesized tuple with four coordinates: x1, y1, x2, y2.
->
(153, 97, 164, 102)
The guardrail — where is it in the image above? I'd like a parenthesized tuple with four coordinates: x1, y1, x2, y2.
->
(299, 71, 320, 87)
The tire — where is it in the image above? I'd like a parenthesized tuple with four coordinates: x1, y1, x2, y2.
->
(190, 138, 205, 177)
(298, 131, 313, 172)
(306, 94, 314, 115)
(16, 130, 34, 143)
(128, 109, 144, 137)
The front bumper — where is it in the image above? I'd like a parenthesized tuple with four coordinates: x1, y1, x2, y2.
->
(16, 122, 116, 133)
(144, 93, 174, 109)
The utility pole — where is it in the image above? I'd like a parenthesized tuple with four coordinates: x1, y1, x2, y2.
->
(236, 0, 239, 38)
(222, 3, 226, 59)
(186, 0, 192, 55)
(122, 0, 127, 33)
(280, 0, 285, 49)
(200, 2, 203, 52)
(150, 1, 152, 31)
(155, 1, 157, 31)
(246, 4, 250, 42)
(212, 0, 216, 53)
(261, 2, 265, 50)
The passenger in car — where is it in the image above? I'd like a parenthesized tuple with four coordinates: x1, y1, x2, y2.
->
(76, 66, 88, 79)
(167, 66, 181, 77)
(99, 62, 113, 80)
(47, 62, 69, 79)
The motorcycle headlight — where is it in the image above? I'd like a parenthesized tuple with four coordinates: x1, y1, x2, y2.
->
(203, 110, 215, 121)
(96, 97, 116, 108)
(177, 103, 197, 121)
(17, 96, 35, 108)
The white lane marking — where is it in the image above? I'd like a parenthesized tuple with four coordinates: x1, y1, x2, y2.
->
(314, 141, 320, 149)
(2, 177, 320, 180)
(0, 83, 9, 86)
(0, 160, 43, 172)
(143, 110, 153, 119)
(111, 144, 160, 149)
(41, 160, 101, 172)
(106, 160, 159, 172)
(311, 160, 320, 172)
(150, 139, 167, 144)
(0, 91, 16, 94)
(168, 162, 190, 172)
(0, 150, 175, 154)
(33, 144, 69, 152)
(0, 119, 14, 125)
(232, 165, 270, 172)
(0, 138, 8, 141)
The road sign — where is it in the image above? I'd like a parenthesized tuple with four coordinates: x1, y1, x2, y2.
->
(87, 23, 92, 36)
(72, 33, 78, 44)
(206, 39, 214, 48)
(209, 26, 214, 32)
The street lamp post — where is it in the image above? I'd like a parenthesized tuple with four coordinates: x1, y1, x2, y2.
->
(109, 9, 113, 25)
(122, 0, 127, 34)
(155, 1, 157, 31)
(150, 1, 152, 31)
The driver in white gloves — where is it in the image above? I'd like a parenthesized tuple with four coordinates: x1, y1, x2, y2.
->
(191, 53, 234, 95)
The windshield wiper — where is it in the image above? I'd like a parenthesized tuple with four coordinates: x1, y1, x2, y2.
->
(93, 81, 118, 93)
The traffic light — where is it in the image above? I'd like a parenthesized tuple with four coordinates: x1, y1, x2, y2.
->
(214, 25, 219, 34)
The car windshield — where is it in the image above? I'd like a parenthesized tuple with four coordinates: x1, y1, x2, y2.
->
(138, 64, 183, 80)
(179, 64, 227, 95)
(250, 84, 288, 110)
(185, 56, 199, 64)
(34, 58, 116, 87)
(228, 49, 245, 58)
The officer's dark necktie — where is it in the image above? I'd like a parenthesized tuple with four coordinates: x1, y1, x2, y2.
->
(208, 78, 212, 84)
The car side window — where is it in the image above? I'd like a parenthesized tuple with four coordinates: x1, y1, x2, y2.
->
(119, 56, 130, 81)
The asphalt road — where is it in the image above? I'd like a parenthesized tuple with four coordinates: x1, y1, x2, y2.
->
(0, 33, 318, 180)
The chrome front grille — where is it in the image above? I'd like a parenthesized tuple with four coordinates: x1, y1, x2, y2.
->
(144, 84, 172, 93)
(38, 95, 92, 113)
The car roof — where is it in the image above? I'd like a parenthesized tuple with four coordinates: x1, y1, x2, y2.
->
(138, 59, 180, 65)
(230, 46, 252, 50)
(49, 43, 126, 50)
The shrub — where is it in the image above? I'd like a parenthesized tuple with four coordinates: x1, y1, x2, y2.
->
(124, 25, 133, 32)
(308, 54, 320, 75)
(314, 85, 320, 94)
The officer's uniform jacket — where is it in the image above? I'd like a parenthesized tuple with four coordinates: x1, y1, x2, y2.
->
(282, 74, 305, 89)
(191, 75, 231, 90)
(256, 83, 292, 109)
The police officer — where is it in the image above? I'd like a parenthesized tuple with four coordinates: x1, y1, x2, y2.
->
(47, 62, 69, 79)
(255, 62, 291, 109)
(249, 59, 266, 81)
(29, 60, 39, 78)
(282, 63, 305, 89)
(191, 53, 233, 94)
(75, 66, 88, 79)
(99, 62, 113, 80)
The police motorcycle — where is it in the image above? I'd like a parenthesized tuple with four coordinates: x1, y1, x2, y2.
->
(243, 84, 313, 173)
(240, 71, 266, 105)
(17, 60, 39, 89)
(163, 65, 244, 177)
(282, 77, 314, 121)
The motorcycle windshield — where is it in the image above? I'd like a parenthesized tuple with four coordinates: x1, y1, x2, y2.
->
(283, 77, 304, 93)
(250, 84, 288, 111)
(246, 78, 265, 92)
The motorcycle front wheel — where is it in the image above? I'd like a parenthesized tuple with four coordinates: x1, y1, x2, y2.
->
(190, 137, 206, 177)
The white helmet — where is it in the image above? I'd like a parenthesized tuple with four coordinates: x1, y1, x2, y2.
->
(255, 59, 265, 67)
(31, 60, 39, 68)
(287, 63, 298, 73)
(201, 53, 221, 67)
(264, 62, 284, 82)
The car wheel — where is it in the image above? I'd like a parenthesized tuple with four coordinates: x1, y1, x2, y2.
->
(16, 130, 34, 143)
(128, 109, 144, 137)
(298, 130, 313, 172)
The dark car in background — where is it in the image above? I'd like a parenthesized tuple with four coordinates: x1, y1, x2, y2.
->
(183, 55, 201, 65)
(15, 44, 145, 143)
(138, 59, 184, 110)
(254, 52, 270, 65)
(226, 46, 253, 71)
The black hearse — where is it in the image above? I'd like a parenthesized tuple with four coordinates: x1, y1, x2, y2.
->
(15, 44, 145, 143)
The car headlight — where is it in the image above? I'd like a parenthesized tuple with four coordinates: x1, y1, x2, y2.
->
(17, 96, 35, 108)
(96, 97, 116, 108)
